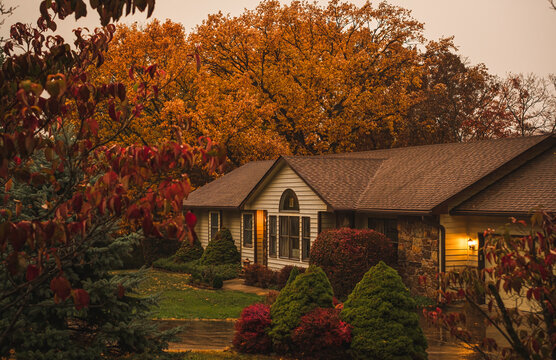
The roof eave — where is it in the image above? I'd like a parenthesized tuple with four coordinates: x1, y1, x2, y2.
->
(432, 135, 555, 214)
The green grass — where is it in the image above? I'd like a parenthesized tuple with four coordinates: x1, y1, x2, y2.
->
(126, 269, 263, 319)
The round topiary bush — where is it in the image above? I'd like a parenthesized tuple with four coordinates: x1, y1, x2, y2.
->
(291, 307, 352, 359)
(341, 261, 428, 360)
(174, 236, 204, 263)
(269, 265, 334, 351)
(233, 303, 273, 354)
(200, 228, 240, 265)
(310, 228, 396, 299)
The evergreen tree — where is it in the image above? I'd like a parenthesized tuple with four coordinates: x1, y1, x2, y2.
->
(269, 265, 334, 350)
(341, 261, 428, 360)
(200, 228, 240, 265)
(0, 137, 174, 359)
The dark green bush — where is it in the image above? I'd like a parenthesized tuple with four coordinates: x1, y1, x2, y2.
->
(174, 236, 204, 263)
(277, 265, 306, 289)
(269, 265, 334, 351)
(152, 257, 240, 288)
(341, 261, 428, 360)
(200, 228, 240, 265)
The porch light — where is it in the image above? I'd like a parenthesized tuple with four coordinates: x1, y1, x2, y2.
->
(467, 238, 477, 250)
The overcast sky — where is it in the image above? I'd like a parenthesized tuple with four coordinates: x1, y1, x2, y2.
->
(1, 0, 555, 78)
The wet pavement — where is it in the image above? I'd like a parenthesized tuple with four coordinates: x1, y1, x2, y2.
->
(157, 310, 496, 359)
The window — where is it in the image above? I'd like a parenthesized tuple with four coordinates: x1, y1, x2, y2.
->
(279, 216, 300, 259)
(243, 213, 253, 247)
(302, 217, 310, 261)
(209, 212, 220, 240)
(279, 189, 299, 211)
(269, 216, 277, 257)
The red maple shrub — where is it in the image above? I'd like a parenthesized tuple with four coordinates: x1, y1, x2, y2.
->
(243, 264, 277, 288)
(291, 307, 352, 359)
(233, 303, 273, 354)
(310, 228, 396, 299)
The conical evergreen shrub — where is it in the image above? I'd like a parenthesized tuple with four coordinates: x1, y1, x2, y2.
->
(269, 265, 334, 350)
(200, 228, 240, 265)
(341, 261, 428, 360)
(174, 234, 204, 263)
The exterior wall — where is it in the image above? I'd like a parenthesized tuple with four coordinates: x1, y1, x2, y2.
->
(319, 212, 336, 232)
(440, 214, 526, 271)
(397, 216, 440, 299)
(194, 209, 209, 248)
(222, 210, 242, 250)
(441, 214, 532, 310)
(245, 164, 328, 270)
(193, 209, 241, 251)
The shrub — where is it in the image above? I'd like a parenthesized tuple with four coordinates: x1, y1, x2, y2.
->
(341, 261, 428, 360)
(243, 264, 277, 288)
(310, 228, 396, 299)
(200, 228, 240, 265)
(291, 307, 352, 359)
(269, 265, 334, 351)
(152, 257, 240, 288)
(233, 303, 273, 354)
(174, 236, 204, 263)
(277, 265, 306, 289)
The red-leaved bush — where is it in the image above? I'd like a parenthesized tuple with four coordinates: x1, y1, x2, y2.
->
(291, 307, 352, 359)
(233, 303, 273, 354)
(310, 228, 396, 299)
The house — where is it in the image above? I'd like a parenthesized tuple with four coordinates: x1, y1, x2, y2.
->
(183, 135, 556, 297)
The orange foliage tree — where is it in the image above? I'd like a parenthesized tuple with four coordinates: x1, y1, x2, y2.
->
(96, 0, 517, 169)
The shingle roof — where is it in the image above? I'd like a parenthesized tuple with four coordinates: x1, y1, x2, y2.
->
(183, 160, 274, 208)
(283, 157, 384, 210)
(184, 135, 554, 213)
(453, 147, 556, 214)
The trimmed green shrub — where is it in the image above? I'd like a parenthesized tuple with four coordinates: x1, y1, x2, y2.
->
(152, 257, 240, 288)
(269, 265, 334, 351)
(341, 261, 428, 360)
(200, 228, 241, 265)
(174, 236, 204, 263)
(310, 228, 396, 300)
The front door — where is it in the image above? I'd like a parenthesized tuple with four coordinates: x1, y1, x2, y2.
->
(254, 210, 268, 266)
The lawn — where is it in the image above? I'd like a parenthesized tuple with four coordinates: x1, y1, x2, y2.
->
(127, 269, 263, 319)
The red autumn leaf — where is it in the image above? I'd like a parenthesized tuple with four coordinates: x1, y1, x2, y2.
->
(185, 211, 197, 228)
(72, 288, 90, 310)
(117, 283, 125, 299)
(26, 264, 39, 281)
(72, 193, 83, 213)
(50, 276, 71, 302)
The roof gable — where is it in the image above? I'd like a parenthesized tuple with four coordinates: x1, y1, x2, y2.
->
(452, 146, 556, 215)
(183, 160, 274, 209)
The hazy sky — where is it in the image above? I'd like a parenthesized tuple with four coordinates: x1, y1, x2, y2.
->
(1, 0, 555, 77)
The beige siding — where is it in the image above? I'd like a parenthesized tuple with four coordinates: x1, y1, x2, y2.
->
(441, 214, 533, 310)
(222, 210, 241, 250)
(245, 164, 328, 270)
(441, 214, 527, 270)
(193, 209, 209, 248)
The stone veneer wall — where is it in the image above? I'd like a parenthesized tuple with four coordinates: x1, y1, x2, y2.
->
(396, 216, 439, 299)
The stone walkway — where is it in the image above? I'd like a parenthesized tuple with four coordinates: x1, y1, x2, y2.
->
(221, 278, 271, 296)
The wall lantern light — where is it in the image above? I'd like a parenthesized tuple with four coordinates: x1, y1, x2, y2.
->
(468, 238, 478, 251)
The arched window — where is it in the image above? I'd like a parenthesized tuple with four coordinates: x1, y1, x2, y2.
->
(280, 189, 299, 211)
